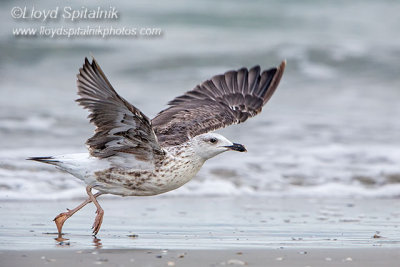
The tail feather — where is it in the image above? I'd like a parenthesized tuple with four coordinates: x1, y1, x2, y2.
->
(27, 156, 60, 165)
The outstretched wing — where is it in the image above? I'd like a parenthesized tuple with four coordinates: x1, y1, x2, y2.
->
(152, 61, 286, 146)
(76, 58, 165, 160)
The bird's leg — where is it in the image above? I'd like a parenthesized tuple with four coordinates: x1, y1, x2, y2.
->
(54, 191, 102, 235)
(86, 186, 104, 236)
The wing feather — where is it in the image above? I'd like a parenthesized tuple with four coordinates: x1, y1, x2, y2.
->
(76, 58, 164, 160)
(152, 61, 286, 146)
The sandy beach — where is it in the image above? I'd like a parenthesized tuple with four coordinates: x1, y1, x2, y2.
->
(0, 196, 399, 266)
(2, 248, 399, 267)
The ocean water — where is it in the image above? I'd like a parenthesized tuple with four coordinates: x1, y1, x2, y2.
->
(0, 0, 399, 200)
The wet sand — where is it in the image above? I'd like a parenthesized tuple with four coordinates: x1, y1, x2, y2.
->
(2, 248, 399, 267)
(0, 197, 399, 266)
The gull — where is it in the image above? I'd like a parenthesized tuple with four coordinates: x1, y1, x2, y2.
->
(29, 57, 286, 236)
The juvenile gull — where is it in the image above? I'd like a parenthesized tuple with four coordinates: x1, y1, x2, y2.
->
(29, 58, 286, 236)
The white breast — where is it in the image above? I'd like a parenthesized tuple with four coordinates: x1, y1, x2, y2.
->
(156, 151, 205, 193)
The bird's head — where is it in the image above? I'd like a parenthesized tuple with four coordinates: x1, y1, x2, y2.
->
(191, 133, 247, 160)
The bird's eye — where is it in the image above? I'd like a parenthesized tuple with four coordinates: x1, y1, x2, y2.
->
(210, 138, 217, 144)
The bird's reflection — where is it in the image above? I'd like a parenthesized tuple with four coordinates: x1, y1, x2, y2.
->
(93, 236, 103, 249)
(53, 234, 103, 248)
(54, 233, 70, 246)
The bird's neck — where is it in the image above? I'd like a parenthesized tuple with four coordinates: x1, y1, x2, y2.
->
(164, 142, 206, 166)
(161, 143, 206, 188)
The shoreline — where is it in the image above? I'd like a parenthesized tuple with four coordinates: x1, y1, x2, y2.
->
(0, 197, 398, 250)
(0, 196, 399, 266)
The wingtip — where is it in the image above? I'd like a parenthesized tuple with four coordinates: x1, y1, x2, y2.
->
(89, 52, 96, 62)
(78, 56, 100, 82)
(279, 60, 287, 71)
(83, 55, 98, 69)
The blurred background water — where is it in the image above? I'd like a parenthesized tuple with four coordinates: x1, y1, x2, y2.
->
(0, 0, 399, 199)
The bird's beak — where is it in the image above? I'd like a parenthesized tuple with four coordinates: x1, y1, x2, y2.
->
(224, 143, 247, 152)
